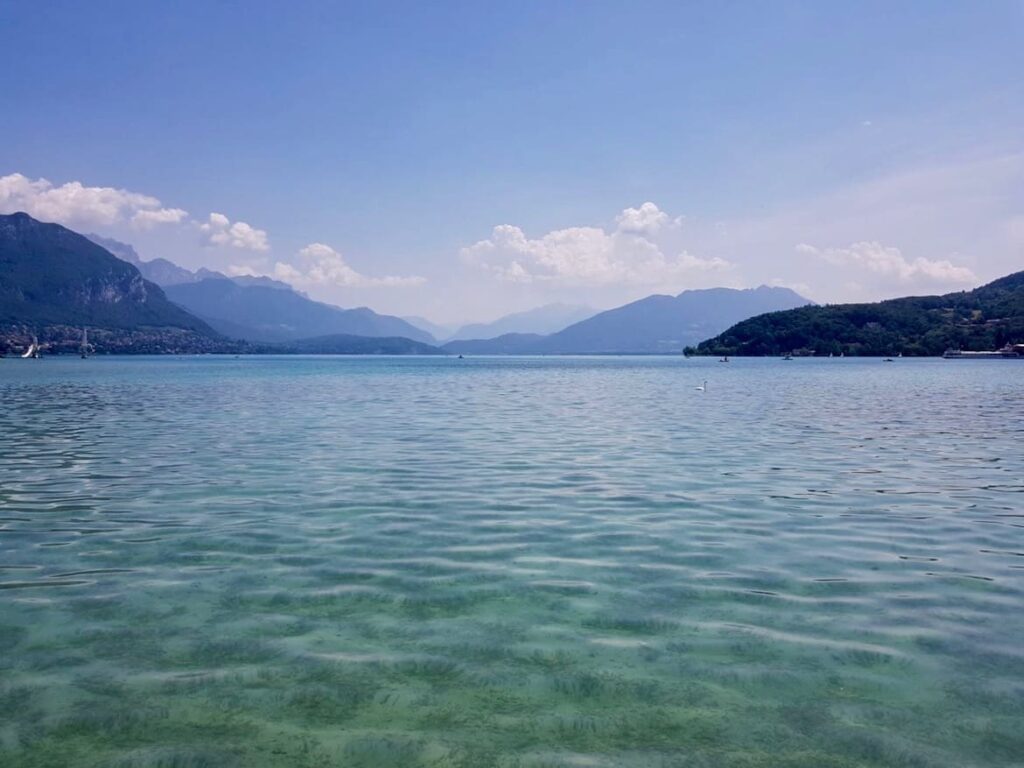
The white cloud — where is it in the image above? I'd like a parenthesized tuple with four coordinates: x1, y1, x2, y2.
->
(131, 207, 188, 228)
(614, 201, 677, 236)
(225, 264, 259, 277)
(461, 204, 729, 287)
(797, 241, 977, 287)
(0, 172, 189, 229)
(669, 152, 1024, 302)
(270, 242, 424, 288)
(199, 212, 269, 251)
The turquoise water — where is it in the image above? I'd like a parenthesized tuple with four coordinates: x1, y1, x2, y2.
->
(1, 355, 1022, 768)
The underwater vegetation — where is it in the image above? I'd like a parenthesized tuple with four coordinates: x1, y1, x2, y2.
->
(2, 357, 1024, 766)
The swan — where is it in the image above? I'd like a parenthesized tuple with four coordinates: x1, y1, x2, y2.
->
(695, 380, 707, 392)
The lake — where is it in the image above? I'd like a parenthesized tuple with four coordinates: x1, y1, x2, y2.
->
(1, 355, 1022, 767)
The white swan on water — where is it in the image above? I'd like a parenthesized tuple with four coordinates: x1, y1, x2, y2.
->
(695, 380, 707, 392)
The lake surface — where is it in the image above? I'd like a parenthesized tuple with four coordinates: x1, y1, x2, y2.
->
(1, 355, 1022, 768)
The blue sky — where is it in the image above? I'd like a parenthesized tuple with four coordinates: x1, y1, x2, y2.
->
(2, 1, 1022, 323)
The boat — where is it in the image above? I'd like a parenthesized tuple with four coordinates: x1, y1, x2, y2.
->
(79, 327, 92, 359)
(22, 336, 40, 359)
(943, 344, 1022, 360)
(718, 356, 729, 363)
(783, 354, 793, 361)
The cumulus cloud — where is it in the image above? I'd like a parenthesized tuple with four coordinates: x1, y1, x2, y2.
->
(461, 203, 729, 286)
(269, 242, 424, 288)
(131, 207, 188, 228)
(199, 212, 270, 251)
(796, 241, 977, 287)
(225, 264, 259, 277)
(614, 201, 677, 236)
(0, 172, 188, 229)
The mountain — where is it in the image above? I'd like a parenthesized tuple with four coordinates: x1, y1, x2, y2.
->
(230, 274, 293, 290)
(693, 272, 1024, 356)
(442, 333, 545, 355)
(0, 212, 216, 341)
(287, 333, 442, 355)
(164, 277, 436, 343)
(447, 303, 596, 342)
(443, 286, 811, 354)
(86, 233, 202, 286)
(86, 233, 295, 292)
(403, 315, 455, 341)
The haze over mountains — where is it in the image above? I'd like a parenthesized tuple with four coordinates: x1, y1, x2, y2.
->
(86, 234, 291, 290)
(76, 224, 814, 353)
(164, 278, 435, 344)
(445, 304, 596, 342)
(88, 233, 436, 344)
(443, 287, 812, 354)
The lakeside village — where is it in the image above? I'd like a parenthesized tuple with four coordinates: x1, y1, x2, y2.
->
(3, 324, 1024, 360)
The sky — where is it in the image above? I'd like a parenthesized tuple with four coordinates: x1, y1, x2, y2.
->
(1, 1, 1022, 325)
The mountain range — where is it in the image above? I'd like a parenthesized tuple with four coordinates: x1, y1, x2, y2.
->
(445, 303, 596, 342)
(402, 315, 454, 341)
(693, 271, 1024, 356)
(443, 286, 812, 354)
(19, 210, 1012, 359)
(88, 233, 438, 344)
(86, 234, 292, 290)
(163, 278, 435, 344)
(0, 213, 444, 355)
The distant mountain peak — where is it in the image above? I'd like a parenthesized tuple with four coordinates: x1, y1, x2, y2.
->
(84, 233, 292, 291)
(447, 303, 597, 342)
(163, 277, 436, 344)
(444, 285, 812, 354)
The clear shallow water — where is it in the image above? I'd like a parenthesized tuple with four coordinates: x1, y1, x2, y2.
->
(1, 355, 1022, 768)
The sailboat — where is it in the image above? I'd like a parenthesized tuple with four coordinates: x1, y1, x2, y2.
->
(80, 327, 92, 358)
(22, 335, 40, 359)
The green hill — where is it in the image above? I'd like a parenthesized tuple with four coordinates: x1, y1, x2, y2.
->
(0, 212, 214, 333)
(287, 334, 442, 355)
(692, 271, 1024, 356)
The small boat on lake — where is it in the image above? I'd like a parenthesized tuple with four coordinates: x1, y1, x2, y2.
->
(22, 336, 40, 359)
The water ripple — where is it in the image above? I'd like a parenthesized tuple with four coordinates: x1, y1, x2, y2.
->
(1, 355, 1023, 767)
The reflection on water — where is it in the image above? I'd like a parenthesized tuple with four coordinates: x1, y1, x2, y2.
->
(1, 355, 1022, 767)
